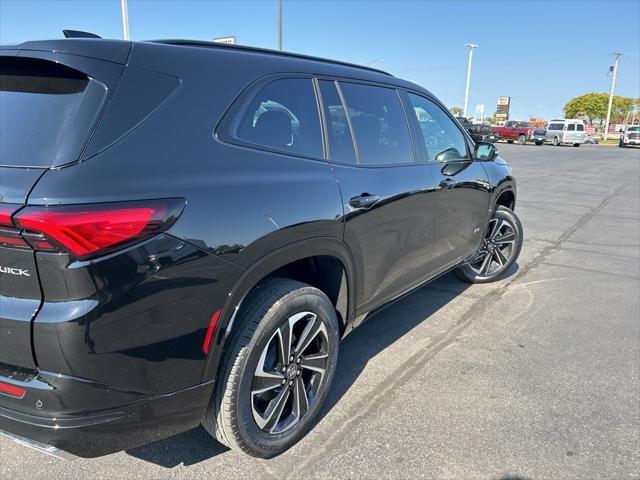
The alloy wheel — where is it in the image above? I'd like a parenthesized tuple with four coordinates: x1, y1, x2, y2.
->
(468, 217, 517, 276)
(251, 311, 329, 434)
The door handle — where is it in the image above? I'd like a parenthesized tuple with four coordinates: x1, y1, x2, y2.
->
(349, 193, 380, 209)
(439, 178, 456, 190)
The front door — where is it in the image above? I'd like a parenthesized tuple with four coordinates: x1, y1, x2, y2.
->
(404, 92, 491, 269)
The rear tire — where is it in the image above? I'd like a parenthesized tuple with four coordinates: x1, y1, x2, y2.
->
(518, 134, 526, 145)
(553, 136, 560, 146)
(203, 278, 340, 458)
(456, 206, 523, 284)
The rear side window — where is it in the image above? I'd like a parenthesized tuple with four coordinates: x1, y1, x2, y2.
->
(576, 124, 584, 131)
(0, 56, 107, 168)
(339, 82, 414, 166)
(318, 80, 357, 164)
(548, 123, 563, 131)
(567, 124, 575, 131)
(407, 93, 469, 162)
(225, 78, 323, 158)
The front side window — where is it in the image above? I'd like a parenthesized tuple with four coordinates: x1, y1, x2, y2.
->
(407, 93, 469, 162)
(227, 78, 323, 158)
(548, 123, 563, 131)
(339, 82, 414, 166)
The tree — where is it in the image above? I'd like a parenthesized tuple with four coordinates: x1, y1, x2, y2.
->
(450, 106, 463, 116)
(563, 93, 639, 124)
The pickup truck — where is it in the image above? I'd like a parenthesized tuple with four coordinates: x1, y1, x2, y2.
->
(455, 117, 498, 143)
(492, 121, 535, 144)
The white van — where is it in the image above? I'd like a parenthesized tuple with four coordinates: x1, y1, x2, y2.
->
(545, 119, 586, 146)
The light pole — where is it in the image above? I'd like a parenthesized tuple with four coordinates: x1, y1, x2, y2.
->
(278, 0, 282, 50)
(603, 52, 622, 140)
(121, 0, 130, 40)
(463, 43, 478, 118)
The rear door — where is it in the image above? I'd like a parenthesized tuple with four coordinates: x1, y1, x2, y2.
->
(404, 92, 491, 269)
(319, 79, 440, 314)
(0, 49, 123, 369)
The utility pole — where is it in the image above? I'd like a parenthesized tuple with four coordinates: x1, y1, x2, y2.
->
(278, 0, 282, 50)
(463, 43, 478, 118)
(121, 0, 130, 40)
(603, 52, 622, 140)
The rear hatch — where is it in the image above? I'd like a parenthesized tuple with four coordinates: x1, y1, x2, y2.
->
(0, 41, 128, 369)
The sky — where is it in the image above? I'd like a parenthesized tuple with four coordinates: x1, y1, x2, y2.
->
(1, 0, 639, 120)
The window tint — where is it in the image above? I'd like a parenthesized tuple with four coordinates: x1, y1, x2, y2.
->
(231, 78, 323, 157)
(576, 123, 584, 131)
(339, 82, 414, 165)
(548, 123, 563, 131)
(407, 93, 469, 162)
(318, 80, 356, 164)
(567, 123, 575, 131)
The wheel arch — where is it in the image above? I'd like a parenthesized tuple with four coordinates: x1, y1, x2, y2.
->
(201, 237, 358, 382)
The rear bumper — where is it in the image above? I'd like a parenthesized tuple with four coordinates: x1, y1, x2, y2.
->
(0, 369, 214, 458)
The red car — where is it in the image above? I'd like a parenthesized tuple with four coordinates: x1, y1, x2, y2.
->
(492, 121, 535, 145)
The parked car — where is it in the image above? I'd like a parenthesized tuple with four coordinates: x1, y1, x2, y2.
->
(531, 127, 547, 145)
(455, 117, 498, 143)
(545, 119, 586, 146)
(619, 125, 640, 147)
(584, 135, 599, 145)
(0, 34, 522, 460)
(492, 120, 536, 145)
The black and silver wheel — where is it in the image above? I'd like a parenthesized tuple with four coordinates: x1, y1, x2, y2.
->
(518, 134, 526, 145)
(203, 278, 339, 458)
(456, 206, 523, 284)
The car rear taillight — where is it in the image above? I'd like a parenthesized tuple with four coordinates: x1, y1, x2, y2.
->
(12, 199, 185, 259)
(0, 203, 30, 249)
(0, 381, 26, 399)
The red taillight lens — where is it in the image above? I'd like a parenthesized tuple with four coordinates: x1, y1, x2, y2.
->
(13, 199, 184, 259)
(0, 381, 26, 399)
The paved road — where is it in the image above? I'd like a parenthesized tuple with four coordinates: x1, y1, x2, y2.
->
(1, 144, 639, 479)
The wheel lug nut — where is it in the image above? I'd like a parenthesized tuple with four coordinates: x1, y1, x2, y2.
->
(296, 370, 301, 376)
(281, 366, 286, 373)
(289, 380, 293, 386)
(282, 379, 286, 385)
(289, 355, 294, 362)
(296, 357, 301, 364)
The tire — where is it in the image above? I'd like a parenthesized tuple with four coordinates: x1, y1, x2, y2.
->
(507, 140, 514, 144)
(553, 136, 560, 146)
(573, 143, 580, 147)
(518, 134, 526, 145)
(456, 206, 523, 284)
(535, 141, 543, 146)
(203, 278, 340, 458)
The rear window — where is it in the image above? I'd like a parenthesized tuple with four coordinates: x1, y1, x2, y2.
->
(0, 57, 107, 168)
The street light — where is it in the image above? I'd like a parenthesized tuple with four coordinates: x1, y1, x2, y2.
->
(121, 0, 130, 40)
(463, 43, 478, 118)
(603, 52, 622, 141)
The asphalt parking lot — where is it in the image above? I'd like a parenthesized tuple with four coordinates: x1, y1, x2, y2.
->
(1, 143, 639, 480)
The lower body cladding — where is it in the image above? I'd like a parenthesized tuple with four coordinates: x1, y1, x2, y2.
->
(0, 234, 245, 458)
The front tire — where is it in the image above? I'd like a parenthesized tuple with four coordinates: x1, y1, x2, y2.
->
(507, 140, 514, 144)
(553, 136, 560, 146)
(203, 278, 340, 458)
(456, 206, 523, 284)
(518, 134, 526, 145)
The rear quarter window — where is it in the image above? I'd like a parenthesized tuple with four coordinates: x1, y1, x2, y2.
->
(220, 77, 323, 159)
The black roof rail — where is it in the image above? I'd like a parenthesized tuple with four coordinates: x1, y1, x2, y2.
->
(63, 30, 102, 39)
(148, 39, 392, 76)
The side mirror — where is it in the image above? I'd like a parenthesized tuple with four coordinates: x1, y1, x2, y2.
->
(474, 142, 498, 161)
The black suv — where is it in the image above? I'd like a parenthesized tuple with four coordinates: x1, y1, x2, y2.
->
(0, 36, 522, 459)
